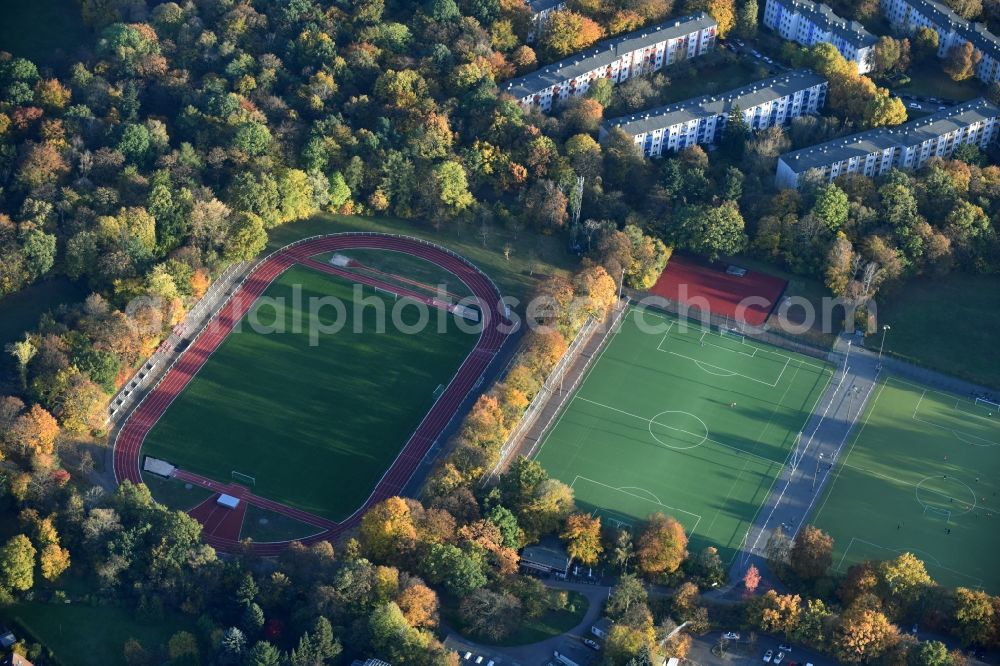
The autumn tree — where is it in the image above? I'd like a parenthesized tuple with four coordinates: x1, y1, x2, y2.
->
(749, 590, 802, 637)
(743, 564, 761, 594)
(878, 552, 933, 610)
(789, 525, 833, 581)
(561, 513, 603, 565)
(8, 404, 59, 458)
(359, 497, 417, 563)
(636, 513, 688, 577)
(833, 604, 899, 663)
(951, 587, 995, 646)
(944, 41, 982, 81)
(539, 10, 603, 59)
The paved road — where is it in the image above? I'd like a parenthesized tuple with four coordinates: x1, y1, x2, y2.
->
(688, 630, 836, 666)
(730, 334, 882, 584)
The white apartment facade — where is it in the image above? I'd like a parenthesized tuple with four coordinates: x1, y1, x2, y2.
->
(502, 13, 718, 112)
(882, 0, 1000, 84)
(775, 98, 1000, 187)
(602, 70, 828, 156)
(763, 0, 877, 72)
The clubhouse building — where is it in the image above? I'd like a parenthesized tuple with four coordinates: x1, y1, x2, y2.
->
(883, 0, 1000, 84)
(763, 0, 877, 73)
(600, 69, 828, 156)
(501, 13, 718, 112)
(775, 97, 1000, 188)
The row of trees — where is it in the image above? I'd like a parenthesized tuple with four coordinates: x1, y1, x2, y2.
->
(737, 524, 1000, 664)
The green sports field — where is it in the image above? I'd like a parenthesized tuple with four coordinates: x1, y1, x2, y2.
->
(813, 376, 1000, 592)
(143, 264, 479, 521)
(535, 307, 833, 564)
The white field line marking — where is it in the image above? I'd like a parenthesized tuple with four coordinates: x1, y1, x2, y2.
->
(705, 360, 803, 540)
(836, 537, 984, 589)
(574, 397, 783, 467)
(572, 475, 703, 535)
(640, 308, 830, 373)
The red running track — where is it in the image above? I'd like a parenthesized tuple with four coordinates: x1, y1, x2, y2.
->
(113, 234, 510, 555)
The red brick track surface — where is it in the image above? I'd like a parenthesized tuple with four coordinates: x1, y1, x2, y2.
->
(113, 234, 510, 555)
(649, 255, 788, 327)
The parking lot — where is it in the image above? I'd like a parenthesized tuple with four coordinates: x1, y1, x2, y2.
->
(687, 631, 835, 666)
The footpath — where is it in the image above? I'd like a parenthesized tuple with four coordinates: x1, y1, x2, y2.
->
(729, 334, 881, 583)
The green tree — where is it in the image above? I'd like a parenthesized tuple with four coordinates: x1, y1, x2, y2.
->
(674, 201, 748, 259)
(432, 161, 475, 216)
(908, 640, 950, 666)
(418, 543, 487, 596)
(235, 122, 273, 156)
(247, 642, 282, 666)
(736, 0, 758, 37)
(0, 534, 36, 592)
(789, 525, 833, 581)
(952, 587, 995, 646)
(224, 213, 267, 261)
(20, 229, 57, 280)
(812, 183, 849, 231)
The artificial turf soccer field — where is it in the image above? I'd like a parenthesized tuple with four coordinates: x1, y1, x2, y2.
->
(142, 264, 479, 521)
(813, 376, 1000, 592)
(535, 307, 834, 564)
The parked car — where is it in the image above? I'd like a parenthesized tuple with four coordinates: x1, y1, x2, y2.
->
(778, 644, 792, 652)
(763, 650, 774, 663)
(908, 102, 922, 109)
(774, 652, 786, 664)
(724, 631, 741, 640)
(583, 639, 601, 651)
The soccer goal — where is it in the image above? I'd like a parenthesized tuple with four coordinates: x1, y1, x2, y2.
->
(923, 505, 951, 523)
(975, 397, 1000, 413)
(720, 327, 745, 343)
(231, 470, 256, 487)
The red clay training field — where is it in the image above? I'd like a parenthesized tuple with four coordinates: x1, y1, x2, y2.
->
(649, 255, 787, 327)
(113, 233, 509, 555)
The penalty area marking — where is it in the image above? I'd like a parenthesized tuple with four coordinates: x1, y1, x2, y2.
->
(572, 475, 702, 536)
(835, 537, 984, 589)
(908, 383, 1000, 448)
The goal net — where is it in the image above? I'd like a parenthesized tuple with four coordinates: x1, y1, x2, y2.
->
(231, 470, 256, 487)
(923, 505, 951, 522)
(720, 328, 745, 343)
(975, 397, 1000, 413)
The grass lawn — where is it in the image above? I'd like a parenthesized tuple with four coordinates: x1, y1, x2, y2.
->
(143, 264, 479, 521)
(812, 376, 1000, 592)
(0, 277, 89, 349)
(535, 306, 833, 564)
(0, 0, 92, 65)
(873, 273, 1000, 388)
(266, 213, 576, 304)
(7, 600, 194, 666)
(447, 591, 589, 647)
(240, 504, 322, 543)
(140, 472, 213, 512)
(892, 61, 984, 102)
(657, 57, 771, 106)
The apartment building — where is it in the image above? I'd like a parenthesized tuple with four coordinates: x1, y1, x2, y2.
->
(526, 0, 567, 43)
(601, 70, 828, 156)
(763, 0, 877, 73)
(883, 0, 1000, 84)
(501, 13, 718, 112)
(775, 97, 1000, 187)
